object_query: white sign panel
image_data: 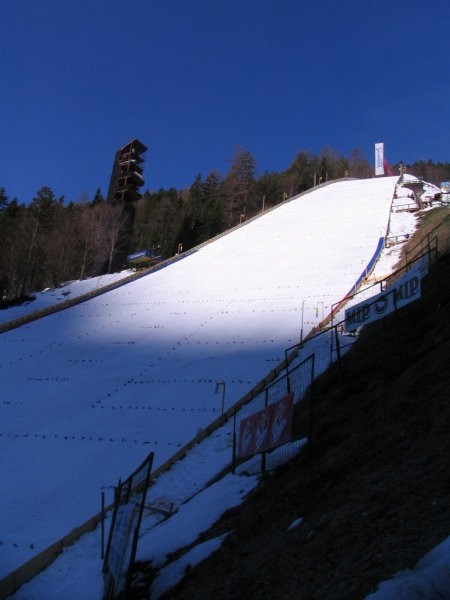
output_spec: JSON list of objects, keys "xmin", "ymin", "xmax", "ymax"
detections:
[
  {"xmin": 375, "ymin": 142, "xmax": 384, "ymax": 176},
  {"xmin": 345, "ymin": 257, "xmax": 428, "ymax": 332}
]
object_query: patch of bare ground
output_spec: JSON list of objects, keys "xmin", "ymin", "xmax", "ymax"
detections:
[{"xmin": 132, "ymin": 210, "xmax": 450, "ymax": 600}]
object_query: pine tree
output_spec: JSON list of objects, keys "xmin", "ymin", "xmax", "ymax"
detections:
[
  {"xmin": 256, "ymin": 171, "xmax": 284, "ymax": 209},
  {"xmin": 222, "ymin": 148, "xmax": 257, "ymax": 226},
  {"xmin": 199, "ymin": 171, "xmax": 224, "ymax": 240},
  {"xmin": 91, "ymin": 187, "xmax": 105, "ymax": 206},
  {"xmin": 348, "ymin": 148, "xmax": 372, "ymax": 179},
  {"xmin": 0, "ymin": 187, "xmax": 9, "ymax": 213},
  {"xmin": 283, "ymin": 150, "xmax": 317, "ymax": 196}
]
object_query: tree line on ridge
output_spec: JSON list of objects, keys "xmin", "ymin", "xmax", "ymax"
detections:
[{"xmin": 0, "ymin": 146, "xmax": 448, "ymax": 305}]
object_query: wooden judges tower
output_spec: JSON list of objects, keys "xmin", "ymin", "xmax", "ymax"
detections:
[{"xmin": 106, "ymin": 139, "xmax": 147, "ymax": 271}]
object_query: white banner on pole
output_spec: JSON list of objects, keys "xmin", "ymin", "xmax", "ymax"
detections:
[
  {"xmin": 375, "ymin": 142, "xmax": 384, "ymax": 176},
  {"xmin": 344, "ymin": 257, "xmax": 428, "ymax": 332}
]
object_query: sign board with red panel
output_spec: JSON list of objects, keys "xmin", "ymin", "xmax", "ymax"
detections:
[{"xmin": 237, "ymin": 392, "xmax": 294, "ymax": 458}]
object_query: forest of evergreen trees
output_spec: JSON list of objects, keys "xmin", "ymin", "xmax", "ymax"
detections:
[{"xmin": 1, "ymin": 146, "xmax": 448, "ymax": 305}]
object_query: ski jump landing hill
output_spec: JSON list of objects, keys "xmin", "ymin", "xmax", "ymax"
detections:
[{"xmin": 0, "ymin": 176, "xmax": 398, "ymax": 589}]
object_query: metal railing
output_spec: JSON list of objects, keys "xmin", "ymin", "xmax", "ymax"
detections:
[{"xmin": 230, "ymin": 354, "xmax": 315, "ymax": 475}]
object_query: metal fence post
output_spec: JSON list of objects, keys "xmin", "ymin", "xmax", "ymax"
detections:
[
  {"xmin": 101, "ymin": 490, "xmax": 105, "ymax": 560},
  {"xmin": 261, "ymin": 389, "xmax": 268, "ymax": 476},
  {"xmin": 431, "ymin": 243, "xmax": 441, "ymax": 310},
  {"xmin": 232, "ymin": 409, "xmax": 237, "ymax": 474},
  {"xmin": 334, "ymin": 326, "xmax": 342, "ymax": 383},
  {"xmin": 308, "ymin": 354, "xmax": 315, "ymax": 448}
]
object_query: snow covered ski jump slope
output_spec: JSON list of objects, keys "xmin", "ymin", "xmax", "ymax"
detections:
[{"xmin": 0, "ymin": 176, "xmax": 398, "ymax": 578}]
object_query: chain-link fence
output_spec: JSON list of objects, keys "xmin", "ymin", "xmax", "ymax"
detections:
[
  {"xmin": 103, "ymin": 452, "xmax": 154, "ymax": 600},
  {"xmin": 231, "ymin": 354, "xmax": 315, "ymax": 474},
  {"xmin": 230, "ymin": 214, "xmax": 448, "ymax": 476}
]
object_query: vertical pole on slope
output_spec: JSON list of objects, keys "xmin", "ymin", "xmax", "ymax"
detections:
[
  {"xmin": 300, "ymin": 299, "xmax": 305, "ymax": 345},
  {"xmin": 284, "ymin": 347, "xmax": 289, "ymax": 378},
  {"xmin": 432, "ymin": 242, "xmax": 441, "ymax": 310},
  {"xmin": 232, "ymin": 408, "xmax": 237, "ymax": 474},
  {"xmin": 329, "ymin": 324, "xmax": 334, "ymax": 368},
  {"xmin": 103, "ymin": 480, "xmax": 122, "ymax": 574},
  {"xmin": 221, "ymin": 382, "xmax": 226, "ymax": 415},
  {"xmin": 101, "ymin": 490, "xmax": 105, "ymax": 560},
  {"xmin": 334, "ymin": 326, "xmax": 342, "ymax": 384},
  {"xmin": 330, "ymin": 300, "xmax": 339, "ymax": 367},
  {"xmin": 261, "ymin": 389, "xmax": 268, "ymax": 477},
  {"xmin": 308, "ymin": 353, "xmax": 315, "ymax": 449},
  {"xmin": 215, "ymin": 381, "xmax": 226, "ymax": 415}
]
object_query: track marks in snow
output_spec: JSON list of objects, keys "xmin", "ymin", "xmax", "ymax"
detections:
[{"xmin": 0, "ymin": 430, "xmax": 186, "ymax": 447}]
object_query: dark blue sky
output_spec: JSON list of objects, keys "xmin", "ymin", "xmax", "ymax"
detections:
[{"xmin": 1, "ymin": 0, "xmax": 448, "ymax": 203}]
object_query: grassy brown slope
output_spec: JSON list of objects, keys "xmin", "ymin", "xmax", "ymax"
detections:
[{"xmin": 137, "ymin": 218, "xmax": 450, "ymax": 600}]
